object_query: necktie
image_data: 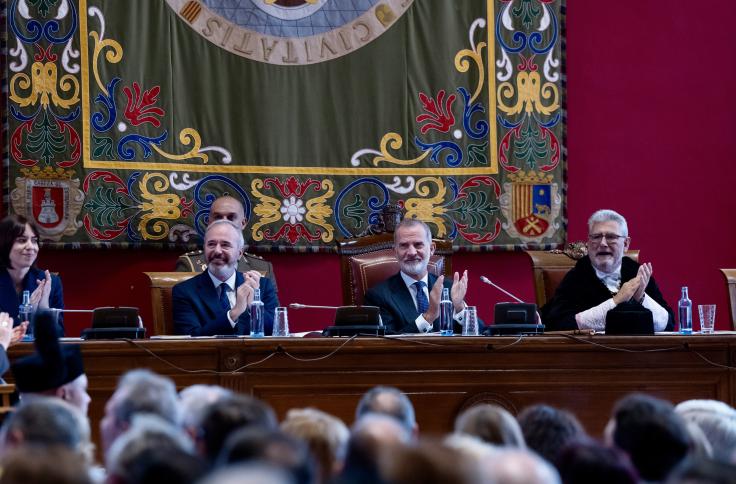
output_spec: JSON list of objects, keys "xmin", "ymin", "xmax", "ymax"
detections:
[
  {"xmin": 219, "ymin": 284, "xmax": 231, "ymax": 312},
  {"xmin": 414, "ymin": 281, "xmax": 429, "ymax": 315}
]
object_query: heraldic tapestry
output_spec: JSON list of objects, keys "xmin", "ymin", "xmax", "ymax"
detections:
[{"xmin": 4, "ymin": 0, "xmax": 566, "ymax": 250}]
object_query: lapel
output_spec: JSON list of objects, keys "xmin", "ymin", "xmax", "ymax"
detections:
[
  {"xmin": 388, "ymin": 272, "xmax": 439, "ymax": 324},
  {"xmin": 196, "ymin": 271, "xmax": 223, "ymax": 317}
]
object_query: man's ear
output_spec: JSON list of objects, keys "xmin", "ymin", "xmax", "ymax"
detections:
[
  {"xmin": 624, "ymin": 237, "xmax": 631, "ymax": 251},
  {"xmin": 430, "ymin": 241, "xmax": 436, "ymax": 256}
]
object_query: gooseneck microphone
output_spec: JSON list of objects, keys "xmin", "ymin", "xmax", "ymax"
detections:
[
  {"xmin": 479, "ymin": 276, "xmax": 525, "ymax": 303},
  {"xmin": 288, "ymin": 303, "xmax": 341, "ymax": 310}
]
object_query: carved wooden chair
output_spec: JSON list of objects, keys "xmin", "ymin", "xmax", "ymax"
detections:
[
  {"xmin": 336, "ymin": 233, "xmax": 453, "ymax": 306},
  {"xmin": 143, "ymin": 272, "xmax": 198, "ymax": 335},
  {"xmin": 526, "ymin": 244, "xmax": 640, "ymax": 307},
  {"xmin": 720, "ymin": 269, "xmax": 736, "ymax": 330}
]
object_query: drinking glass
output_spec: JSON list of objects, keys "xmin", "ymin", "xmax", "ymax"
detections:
[
  {"xmin": 462, "ymin": 306, "xmax": 480, "ymax": 336},
  {"xmin": 273, "ymin": 307, "xmax": 290, "ymax": 337},
  {"xmin": 698, "ymin": 304, "xmax": 716, "ymax": 334}
]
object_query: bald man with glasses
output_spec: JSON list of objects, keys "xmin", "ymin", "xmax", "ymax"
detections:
[{"xmin": 541, "ymin": 209, "xmax": 674, "ymax": 332}]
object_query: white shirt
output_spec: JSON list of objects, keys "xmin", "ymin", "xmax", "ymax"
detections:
[
  {"xmin": 209, "ymin": 271, "xmax": 238, "ymax": 327},
  {"xmin": 399, "ymin": 272, "xmax": 465, "ymax": 333},
  {"xmin": 576, "ymin": 266, "xmax": 669, "ymax": 332}
]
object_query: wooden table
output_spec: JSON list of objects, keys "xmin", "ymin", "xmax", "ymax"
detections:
[{"xmin": 8, "ymin": 333, "xmax": 736, "ymax": 446}]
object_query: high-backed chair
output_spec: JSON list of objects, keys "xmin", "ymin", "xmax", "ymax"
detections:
[
  {"xmin": 336, "ymin": 233, "xmax": 453, "ymax": 306},
  {"xmin": 720, "ymin": 269, "xmax": 736, "ymax": 330},
  {"xmin": 526, "ymin": 246, "xmax": 640, "ymax": 308},
  {"xmin": 143, "ymin": 272, "xmax": 198, "ymax": 336}
]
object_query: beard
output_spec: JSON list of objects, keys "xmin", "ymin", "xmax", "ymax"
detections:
[
  {"xmin": 399, "ymin": 256, "xmax": 429, "ymax": 278},
  {"xmin": 207, "ymin": 254, "xmax": 237, "ymax": 280}
]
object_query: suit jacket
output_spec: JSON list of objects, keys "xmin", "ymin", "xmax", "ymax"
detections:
[
  {"xmin": 364, "ymin": 272, "xmax": 461, "ymax": 334},
  {"xmin": 175, "ymin": 251, "xmax": 278, "ymax": 293},
  {"xmin": 0, "ymin": 267, "xmax": 64, "ymax": 335},
  {"xmin": 541, "ymin": 256, "xmax": 675, "ymax": 331},
  {"xmin": 172, "ymin": 270, "xmax": 279, "ymax": 336}
]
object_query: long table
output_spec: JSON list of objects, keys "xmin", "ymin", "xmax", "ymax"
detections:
[{"xmin": 8, "ymin": 333, "xmax": 736, "ymax": 447}]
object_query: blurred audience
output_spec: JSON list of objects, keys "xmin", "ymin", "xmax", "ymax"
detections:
[
  {"xmin": 355, "ymin": 386, "xmax": 418, "ymax": 438},
  {"xmin": 605, "ymin": 393, "xmax": 692, "ymax": 482},
  {"xmin": 280, "ymin": 407, "xmax": 349, "ymax": 484},
  {"xmin": 517, "ymin": 404, "xmax": 585, "ymax": 464},
  {"xmin": 0, "ymin": 446, "xmax": 92, "ymax": 484},
  {"xmin": 556, "ymin": 437, "xmax": 639, "ymax": 484},
  {"xmin": 100, "ymin": 369, "xmax": 182, "ymax": 454},
  {"xmin": 454, "ymin": 403, "xmax": 526, "ymax": 448},
  {"xmin": 675, "ymin": 398, "xmax": 736, "ymax": 462}
]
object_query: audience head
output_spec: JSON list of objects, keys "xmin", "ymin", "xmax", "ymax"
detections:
[
  {"xmin": 556, "ymin": 438, "xmax": 639, "ymax": 484},
  {"xmin": 454, "ymin": 403, "xmax": 526, "ymax": 448},
  {"xmin": 0, "ymin": 397, "xmax": 92, "ymax": 463},
  {"xmin": 204, "ymin": 219, "xmax": 245, "ymax": 280},
  {"xmin": 605, "ymin": 393, "xmax": 691, "ymax": 481},
  {"xmin": 280, "ymin": 407, "xmax": 349, "ymax": 483},
  {"xmin": 338, "ymin": 413, "xmax": 412, "ymax": 484},
  {"xmin": 0, "ymin": 446, "xmax": 92, "ymax": 484},
  {"xmin": 11, "ymin": 310, "xmax": 89, "ymax": 414},
  {"xmin": 355, "ymin": 386, "xmax": 417, "ymax": 436},
  {"xmin": 100, "ymin": 369, "xmax": 181, "ymax": 454},
  {"xmin": 198, "ymin": 392, "xmax": 278, "ymax": 463},
  {"xmin": 209, "ymin": 195, "xmax": 247, "ymax": 230},
  {"xmin": 392, "ymin": 218, "xmax": 434, "ymax": 279},
  {"xmin": 217, "ymin": 427, "xmax": 316, "ymax": 484},
  {"xmin": 482, "ymin": 448, "xmax": 561, "ymax": 484},
  {"xmin": 381, "ymin": 439, "xmax": 484, "ymax": 484},
  {"xmin": 179, "ymin": 384, "xmax": 233, "ymax": 435},
  {"xmin": 517, "ymin": 404, "xmax": 585, "ymax": 463},
  {"xmin": 106, "ymin": 414, "xmax": 206, "ymax": 484},
  {"xmin": 0, "ymin": 214, "xmax": 40, "ymax": 271},
  {"xmin": 675, "ymin": 399, "xmax": 736, "ymax": 462},
  {"xmin": 586, "ymin": 209, "xmax": 631, "ymax": 273},
  {"xmin": 666, "ymin": 455, "xmax": 736, "ymax": 484},
  {"xmin": 199, "ymin": 463, "xmax": 296, "ymax": 484}
]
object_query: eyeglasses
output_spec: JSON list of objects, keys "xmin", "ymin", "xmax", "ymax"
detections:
[{"xmin": 589, "ymin": 233, "xmax": 626, "ymax": 244}]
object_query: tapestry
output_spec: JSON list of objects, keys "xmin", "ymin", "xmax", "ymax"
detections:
[{"xmin": 3, "ymin": 0, "xmax": 566, "ymax": 250}]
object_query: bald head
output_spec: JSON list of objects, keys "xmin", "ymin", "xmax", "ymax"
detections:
[{"xmin": 210, "ymin": 196, "xmax": 246, "ymax": 230}]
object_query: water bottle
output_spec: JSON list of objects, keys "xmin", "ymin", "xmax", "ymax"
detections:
[
  {"xmin": 678, "ymin": 286, "xmax": 692, "ymax": 335},
  {"xmin": 439, "ymin": 288, "xmax": 454, "ymax": 336},
  {"xmin": 19, "ymin": 290, "xmax": 34, "ymax": 341},
  {"xmin": 249, "ymin": 288, "xmax": 264, "ymax": 338}
]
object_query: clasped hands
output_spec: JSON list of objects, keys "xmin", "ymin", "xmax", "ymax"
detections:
[
  {"xmin": 421, "ymin": 270, "xmax": 468, "ymax": 323},
  {"xmin": 612, "ymin": 263, "xmax": 652, "ymax": 305},
  {"xmin": 29, "ymin": 270, "xmax": 53, "ymax": 310},
  {"xmin": 0, "ymin": 313, "xmax": 28, "ymax": 350},
  {"xmin": 227, "ymin": 270, "xmax": 262, "ymax": 321}
]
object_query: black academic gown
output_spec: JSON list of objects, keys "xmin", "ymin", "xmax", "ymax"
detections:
[{"xmin": 541, "ymin": 256, "xmax": 674, "ymax": 331}]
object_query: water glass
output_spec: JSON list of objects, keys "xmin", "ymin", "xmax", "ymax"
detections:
[
  {"xmin": 272, "ymin": 307, "xmax": 290, "ymax": 337},
  {"xmin": 698, "ymin": 304, "xmax": 716, "ymax": 334},
  {"xmin": 462, "ymin": 306, "xmax": 480, "ymax": 336}
]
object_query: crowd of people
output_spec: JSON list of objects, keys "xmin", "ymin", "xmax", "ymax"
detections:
[{"xmin": 0, "ymin": 373, "xmax": 734, "ymax": 484}]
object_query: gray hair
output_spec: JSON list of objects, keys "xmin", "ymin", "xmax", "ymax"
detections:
[
  {"xmin": 355, "ymin": 386, "xmax": 416, "ymax": 433},
  {"xmin": 393, "ymin": 218, "xmax": 432, "ymax": 245},
  {"xmin": 675, "ymin": 399, "xmax": 736, "ymax": 459},
  {"xmin": 1, "ymin": 397, "xmax": 91, "ymax": 459},
  {"xmin": 114, "ymin": 369, "xmax": 182, "ymax": 428},
  {"xmin": 179, "ymin": 384, "xmax": 233, "ymax": 431},
  {"xmin": 206, "ymin": 218, "xmax": 245, "ymax": 250},
  {"xmin": 588, "ymin": 209, "xmax": 629, "ymax": 237},
  {"xmin": 105, "ymin": 414, "xmax": 197, "ymax": 483}
]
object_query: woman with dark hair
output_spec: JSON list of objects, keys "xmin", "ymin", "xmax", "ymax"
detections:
[{"xmin": 0, "ymin": 215, "xmax": 63, "ymax": 335}]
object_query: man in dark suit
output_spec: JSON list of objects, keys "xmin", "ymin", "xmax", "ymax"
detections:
[
  {"xmin": 173, "ymin": 219, "xmax": 278, "ymax": 336},
  {"xmin": 542, "ymin": 209, "xmax": 674, "ymax": 332},
  {"xmin": 175, "ymin": 195, "xmax": 278, "ymax": 293},
  {"xmin": 363, "ymin": 219, "xmax": 470, "ymax": 334}
]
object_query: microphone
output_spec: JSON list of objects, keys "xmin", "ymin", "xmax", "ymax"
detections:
[
  {"xmin": 288, "ymin": 303, "xmax": 341, "ymax": 310},
  {"xmin": 479, "ymin": 276, "xmax": 525, "ymax": 303},
  {"xmin": 479, "ymin": 276, "xmax": 543, "ymax": 335}
]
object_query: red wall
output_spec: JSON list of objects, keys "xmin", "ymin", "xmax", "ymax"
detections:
[{"xmin": 11, "ymin": 1, "xmax": 736, "ymax": 334}]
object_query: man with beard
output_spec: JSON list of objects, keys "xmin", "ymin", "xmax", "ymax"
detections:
[
  {"xmin": 541, "ymin": 209, "xmax": 673, "ymax": 331},
  {"xmin": 176, "ymin": 195, "xmax": 278, "ymax": 293},
  {"xmin": 172, "ymin": 220, "xmax": 278, "ymax": 336},
  {"xmin": 363, "ymin": 219, "xmax": 470, "ymax": 334}
]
